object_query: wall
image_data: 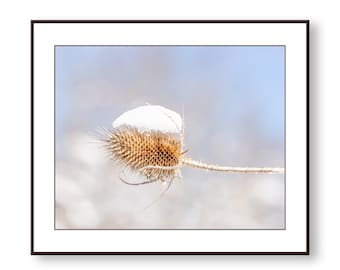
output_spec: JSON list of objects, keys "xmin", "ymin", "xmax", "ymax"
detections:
[{"xmin": 0, "ymin": 0, "xmax": 336, "ymax": 269}]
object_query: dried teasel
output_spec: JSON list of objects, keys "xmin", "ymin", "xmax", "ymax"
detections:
[{"xmin": 101, "ymin": 105, "xmax": 284, "ymax": 187}]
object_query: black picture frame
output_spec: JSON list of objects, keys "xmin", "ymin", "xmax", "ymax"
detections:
[{"xmin": 31, "ymin": 20, "xmax": 309, "ymax": 255}]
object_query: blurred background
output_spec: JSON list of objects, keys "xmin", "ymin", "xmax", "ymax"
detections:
[{"xmin": 55, "ymin": 46, "xmax": 285, "ymax": 229}]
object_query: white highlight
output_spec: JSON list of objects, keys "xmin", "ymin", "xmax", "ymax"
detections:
[{"xmin": 112, "ymin": 105, "xmax": 182, "ymax": 134}]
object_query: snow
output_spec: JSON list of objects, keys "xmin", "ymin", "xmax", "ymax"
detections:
[{"xmin": 112, "ymin": 105, "xmax": 183, "ymax": 134}]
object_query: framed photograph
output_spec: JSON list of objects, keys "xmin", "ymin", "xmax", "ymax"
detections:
[{"xmin": 31, "ymin": 20, "xmax": 309, "ymax": 254}]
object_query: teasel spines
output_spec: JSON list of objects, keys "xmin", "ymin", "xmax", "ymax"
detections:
[{"xmin": 104, "ymin": 126, "xmax": 182, "ymax": 181}]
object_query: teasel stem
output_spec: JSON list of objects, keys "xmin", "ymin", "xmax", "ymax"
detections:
[{"xmin": 180, "ymin": 157, "xmax": 284, "ymax": 174}]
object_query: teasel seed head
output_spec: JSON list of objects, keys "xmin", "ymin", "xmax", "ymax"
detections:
[
  {"xmin": 102, "ymin": 105, "xmax": 284, "ymax": 186},
  {"xmin": 104, "ymin": 126, "xmax": 183, "ymax": 182}
]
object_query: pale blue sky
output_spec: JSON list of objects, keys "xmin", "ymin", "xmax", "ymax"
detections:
[{"xmin": 55, "ymin": 46, "xmax": 284, "ymax": 162}]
